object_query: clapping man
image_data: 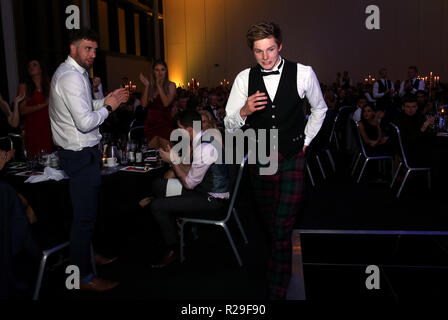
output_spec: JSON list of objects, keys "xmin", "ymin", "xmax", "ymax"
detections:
[{"xmin": 49, "ymin": 29, "xmax": 128, "ymax": 291}]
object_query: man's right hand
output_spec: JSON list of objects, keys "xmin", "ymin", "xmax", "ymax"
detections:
[
  {"xmin": 240, "ymin": 91, "xmax": 268, "ymax": 120},
  {"xmin": 105, "ymin": 88, "xmax": 129, "ymax": 111}
]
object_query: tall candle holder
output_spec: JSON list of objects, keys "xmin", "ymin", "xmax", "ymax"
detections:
[
  {"xmin": 421, "ymin": 72, "xmax": 440, "ymax": 90},
  {"xmin": 188, "ymin": 78, "xmax": 200, "ymax": 91},
  {"xmin": 220, "ymin": 79, "xmax": 230, "ymax": 89},
  {"xmin": 124, "ymin": 80, "xmax": 136, "ymax": 93},
  {"xmin": 364, "ymin": 74, "xmax": 376, "ymax": 85}
]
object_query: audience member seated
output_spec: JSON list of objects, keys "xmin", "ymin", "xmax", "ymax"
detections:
[
  {"xmin": 337, "ymin": 88, "xmax": 352, "ymax": 108},
  {"xmin": 140, "ymin": 60, "xmax": 176, "ymax": 149},
  {"xmin": 358, "ymin": 105, "xmax": 390, "ymax": 156},
  {"xmin": 341, "ymin": 71, "xmax": 353, "ymax": 89},
  {"xmin": 352, "ymin": 95, "xmax": 368, "ymax": 122},
  {"xmin": 198, "ymin": 110, "xmax": 224, "ymax": 145},
  {"xmin": 416, "ymin": 90, "xmax": 433, "ymax": 115},
  {"xmin": 0, "ymin": 149, "xmax": 41, "ymax": 299},
  {"xmin": 91, "ymin": 76, "xmax": 104, "ymax": 99},
  {"xmin": 204, "ymin": 91, "xmax": 220, "ymax": 121},
  {"xmin": 399, "ymin": 65, "xmax": 425, "ymax": 97},
  {"xmin": 172, "ymin": 96, "xmax": 190, "ymax": 129},
  {"xmin": 18, "ymin": 59, "xmax": 55, "ymax": 158},
  {"xmin": 363, "ymin": 83, "xmax": 376, "ymax": 106},
  {"xmin": 394, "ymin": 95, "xmax": 435, "ymax": 167},
  {"xmin": 144, "ymin": 110, "xmax": 230, "ymax": 268}
]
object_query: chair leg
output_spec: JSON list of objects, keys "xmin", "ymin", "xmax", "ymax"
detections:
[
  {"xmin": 180, "ymin": 221, "xmax": 186, "ymax": 263},
  {"xmin": 233, "ymin": 208, "xmax": 248, "ymax": 245},
  {"xmin": 33, "ymin": 254, "xmax": 47, "ymax": 300},
  {"xmin": 316, "ymin": 155, "xmax": 326, "ymax": 180},
  {"xmin": 397, "ymin": 169, "xmax": 411, "ymax": 198},
  {"xmin": 90, "ymin": 244, "xmax": 97, "ymax": 276},
  {"xmin": 305, "ymin": 163, "xmax": 315, "ymax": 187},
  {"xmin": 325, "ymin": 149, "xmax": 336, "ymax": 172},
  {"xmin": 351, "ymin": 153, "xmax": 361, "ymax": 176},
  {"xmin": 191, "ymin": 225, "xmax": 199, "ymax": 240},
  {"xmin": 221, "ymin": 223, "xmax": 243, "ymax": 267},
  {"xmin": 357, "ymin": 159, "xmax": 369, "ymax": 183},
  {"xmin": 390, "ymin": 162, "xmax": 402, "ymax": 188}
]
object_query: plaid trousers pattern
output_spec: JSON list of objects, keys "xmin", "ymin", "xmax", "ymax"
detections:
[{"xmin": 250, "ymin": 151, "xmax": 305, "ymax": 299}]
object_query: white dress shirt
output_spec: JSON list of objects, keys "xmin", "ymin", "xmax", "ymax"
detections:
[
  {"xmin": 373, "ymin": 79, "xmax": 394, "ymax": 99},
  {"xmin": 49, "ymin": 56, "xmax": 108, "ymax": 151},
  {"xmin": 224, "ymin": 57, "xmax": 327, "ymax": 147},
  {"xmin": 93, "ymin": 83, "xmax": 104, "ymax": 100},
  {"xmin": 399, "ymin": 78, "xmax": 425, "ymax": 97},
  {"xmin": 185, "ymin": 131, "xmax": 229, "ymax": 199}
]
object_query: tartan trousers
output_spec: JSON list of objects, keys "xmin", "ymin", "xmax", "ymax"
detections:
[{"xmin": 249, "ymin": 151, "xmax": 305, "ymax": 300}]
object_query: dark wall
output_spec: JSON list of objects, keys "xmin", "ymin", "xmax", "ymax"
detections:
[
  {"xmin": 0, "ymin": 4, "xmax": 9, "ymax": 101},
  {"xmin": 13, "ymin": 0, "xmax": 73, "ymax": 82}
]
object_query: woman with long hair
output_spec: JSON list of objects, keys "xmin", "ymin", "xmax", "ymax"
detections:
[
  {"xmin": 18, "ymin": 59, "xmax": 54, "ymax": 158},
  {"xmin": 358, "ymin": 105, "xmax": 389, "ymax": 156},
  {"xmin": 139, "ymin": 60, "xmax": 176, "ymax": 149}
]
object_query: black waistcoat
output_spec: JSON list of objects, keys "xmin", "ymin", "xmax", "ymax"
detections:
[
  {"xmin": 194, "ymin": 140, "xmax": 229, "ymax": 195},
  {"xmin": 246, "ymin": 60, "xmax": 305, "ymax": 159},
  {"xmin": 405, "ymin": 79, "xmax": 421, "ymax": 94},
  {"xmin": 377, "ymin": 79, "xmax": 391, "ymax": 93}
]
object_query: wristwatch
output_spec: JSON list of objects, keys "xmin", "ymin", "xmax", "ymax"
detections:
[{"xmin": 104, "ymin": 104, "xmax": 112, "ymax": 113}]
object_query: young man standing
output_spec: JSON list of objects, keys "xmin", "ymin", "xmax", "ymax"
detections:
[
  {"xmin": 49, "ymin": 29, "xmax": 128, "ymax": 291},
  {"xmin": 399, "ymin": 65, "xmax": 425, "ymax": 97},
  {"xmin": 224, "ymin": 22, "xmax": 327, "ymax": 299}
]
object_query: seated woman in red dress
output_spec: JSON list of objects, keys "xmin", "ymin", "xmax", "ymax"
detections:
[
  {"xmin": 139, "ymin": 60, "xmax": 177, "ymax": 149},
  {"xmin": 18, "ymin": 60, "xmax": 54, "ymax": 158}
]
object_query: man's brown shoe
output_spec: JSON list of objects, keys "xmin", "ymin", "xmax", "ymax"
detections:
[
  {"xmin": 80, "ymin": 276, "xmax": 119, "ymax": 292},
  {"xmin": 151, "ymin": 250, "xmax": 179, "ymax": 268},
  {"xmin": 94, "ymin": 252, "xmax": 118, "ymax": 266}
]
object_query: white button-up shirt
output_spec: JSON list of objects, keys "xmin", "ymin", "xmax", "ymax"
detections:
[
  {"xmin": 224, "ymin": 57, "xmax": 327, "ymax": 147},
  {"xmin": 185, "ymin": 131, "xmax": 229, "ymax": 199},
  {"xmin": 49, "ymin": 56, "xmax": 108, "ymax": 151}
]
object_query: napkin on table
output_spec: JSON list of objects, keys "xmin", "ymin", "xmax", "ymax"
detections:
[{"xmin": 25, "ymin": 167, "xmax": 68, "ymax": 183}]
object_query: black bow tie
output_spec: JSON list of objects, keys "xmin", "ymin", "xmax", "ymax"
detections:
[
  {"xmin": 261, "ymin": 70, "xmax": 280, "ymax": 76},
  {"xmin": 261, "ymin": 59, "xmax": 283, "ymax": 76}
]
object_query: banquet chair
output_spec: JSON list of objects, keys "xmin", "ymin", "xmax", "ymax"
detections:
[
  {"xmin": 389, "ymin": 123, "xmax": 431, "ymax": 198},
  {"xmin": 33, "ymin": 241, "xmax": 70, "ymax": 300},
  {"xmin": 352, "ymin": 120, "xmax": 393, "ymax": 183},
  {"xmin": 178, "ymin": 154, "xmax": 249, "ymax": 267},
  {"xmin": 33, "ymin": 238, "xmax": 96, "ymax": 300},
  {"xmin": 333, "ymin": 106, "xmax": 355, "ymax": 152},
  {"xmin": 8, "ymin": 133, "xmax": 26, "ymax": 160},
  {"xmin": 0, "ymin": 135, "xmax": 13, "ymax": 151},
  {"xmin": 323, "ymin": 113, "xmax": 338, "ymax": 172},
  {"xmin": 127, "ymin": 125, "xmax": 145, "ymax": 142}
]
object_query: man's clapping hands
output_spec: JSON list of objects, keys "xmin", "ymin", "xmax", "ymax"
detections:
[{"xmin": 104, "ymin": 88, "xmax": 129, "ymax": 112}]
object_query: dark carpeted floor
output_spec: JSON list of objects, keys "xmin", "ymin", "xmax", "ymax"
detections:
[{"xmin": 34, "ymin": 152, "xmax": 448, "ymax": 303}]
